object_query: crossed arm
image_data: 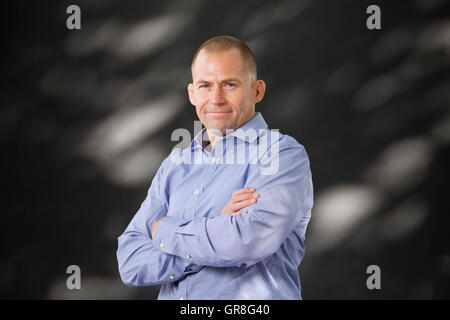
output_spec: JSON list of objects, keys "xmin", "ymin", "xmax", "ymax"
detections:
[
  {"xmin": 117, "ymin": 185, "xmax": 258, "ymax": 287},
  {"xmin": 151, "ymin": 188, "xmax": 259, "ymax": 239},
  {"xmin": 117, "ymin": 144, "xmax": 313, "ymax": 287}
]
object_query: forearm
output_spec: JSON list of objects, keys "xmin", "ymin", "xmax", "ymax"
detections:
[{"xmin": 117, "ymin": 229, "xmax": 201, "ymax": 286}]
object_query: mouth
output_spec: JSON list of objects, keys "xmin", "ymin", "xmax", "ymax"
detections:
[{"xmin": 206, "ymin": 110, "xmax": 233, "ymax": 114}]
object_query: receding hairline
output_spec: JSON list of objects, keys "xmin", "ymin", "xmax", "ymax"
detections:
[{"xmin": 191, "ymin": 36, "xmax": 257, "ymax": 80}]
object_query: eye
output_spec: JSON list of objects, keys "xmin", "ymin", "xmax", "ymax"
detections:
[
  {"xmin": 225, "ymin": 82, "xmax": 236, "ymax": 88},
  {"xmin": 199, "ymin": 84, "xmax": 209, "ymax": 89}
]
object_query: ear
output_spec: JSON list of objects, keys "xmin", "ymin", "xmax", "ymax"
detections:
[
  {"xmin": 254, "ymin": 80, "xmax": 266, "ymax": 104},
  {"xmin": 187, "ymin": 83, "xmax": 196, "ymax": 106}
]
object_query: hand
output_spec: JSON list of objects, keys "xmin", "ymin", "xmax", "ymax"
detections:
[
  {"xmin": 151, "ymin": 216, "xmax": 167, "ymax": 239},
  {"xmin": 220, "ymin": 187, "xmax": 259, "ymax": 216}
]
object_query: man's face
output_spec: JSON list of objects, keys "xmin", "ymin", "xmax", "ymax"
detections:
[{"xmin": 188, "ymin": 48, "xmax": 265, "ymax": 134}]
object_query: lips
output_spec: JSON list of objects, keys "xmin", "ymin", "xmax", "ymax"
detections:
[{"xmin": 206, "ymin": 110, "xmax": 232, "ymax": 113}]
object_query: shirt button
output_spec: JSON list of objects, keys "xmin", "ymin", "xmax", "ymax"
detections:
[
  {"xmin": 159, "ymin": 241, "xmax": 164, "ymax": 248},
  {"xmin": 169, "ymin": 274, "xmax": 175, "ymax": 280},
  {"xmin": 179, "ymin": 297, "xmax": 184, "ymax": 300},
  {"xmin": 185, "ymin": 254, "xmax": 192, "ymax": 259},
  {"xmin": 211, "ymin": 157, "xmax": 216, "ymax": 164},
  {"xmin": 194, "ymin": 189, "xmax": 201, "ymax": 195}
]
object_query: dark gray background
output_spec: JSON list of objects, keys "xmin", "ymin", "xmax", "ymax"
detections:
[{"xmin": 1, "ymin": 0, "xmax": 449, "ymax": 299}]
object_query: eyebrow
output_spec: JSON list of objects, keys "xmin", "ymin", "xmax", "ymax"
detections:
[{"xmin": 195, "ymin": 78, "xmax": 242, "ymax": 85}]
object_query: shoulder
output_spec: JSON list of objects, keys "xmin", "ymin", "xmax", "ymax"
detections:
[
  {"xmin": 162, "ymin": 147, "xmax": 189, "ymax": 169},
  {"xmin": 258, "ymin": 128, "xmax": 308, "ymax": 158},
  {"xmin": 254, "ymin": 129, "xmax": 312, "ymax": 177}
]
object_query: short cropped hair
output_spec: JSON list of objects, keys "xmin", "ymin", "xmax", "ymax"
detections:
[{"xmin": 191, "ymin": 35, "xmax": 257, "ymax": 80}]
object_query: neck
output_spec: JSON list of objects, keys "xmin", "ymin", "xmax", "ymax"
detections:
[
  {"xmin": 205, "ymin": 112, "xmax": 256, "ymax": 149},
  {"xmin": 206, "ymin": 129, "xmax": 223, "ymax": 150}
]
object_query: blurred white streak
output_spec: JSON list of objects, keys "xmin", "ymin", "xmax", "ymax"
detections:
[
  {"xmin": 431, "ymin": 115, "xmax": 450, "ymax": 144},
  {"xmin": 115, "ymin": 67, "xmax": 187, "ymax": 107},
  {"xmin": 356, "ymin": 19, "xmax": 450, "ymax": 111},
  {"xmin": 106, "ymin": 141, "xmax": 166, "ymax": 187},
  {"xmin": 65, "ymin": 14, "xmax": 192, "ymax": 59},
  {"xmin": 353, "ymin": 55, "xmax": 441, "ymax": 110},
  {"xmin": 163, "ymin": 0, "xmax": 203, "ymax": 12},
  {"xmin": 240, "ymin": 0, "xmax": 310, "ymax": 37},
  {"xmin": 370, "ymin": 28, "xmax": 414, "ymax": 63},
  {"xmin": 380, "ymin": 199, "xmax": 428, "ymax": 241},
  {"xmin": 417, "ymin": 20, "xmax": 450, "ymax": 53},
  {"xmin": 325, "ymin": 61, "xmax": 363, "ymax": 94},
  {"xmin": 116, "ymin": 14, "xmax": 190, "ymax": 58},
  {"xmin": 80, "ymin": 95, "xmax": 183, "ymax": 162},
  {"xmin": 353, "ymin": 73, "xmax": 400, "ymax": 110},
  {"xmin": 65, "ymin": 20, "xmax": 121, "ymax": 57},
  {"xmin": 47, "ymin": 276, "xmax": 136, "ymax": 299},
  {"xmin": 40, "ymin": 63, "xmax": 135, "ymax": 110},
  {"xmin": 246, "ymin": 35, "xmax": 268, "ymax": 59},
  {"xmin": 308, "ymin": 185, "xmax": 382, "ymax": 252},
  {"xmin": 40, "ymin": 65, "xmax": 97, "ymax": 101},
  {"xmin": 365, "ymin": 137, "xmax": 434, "ymax": 194}
]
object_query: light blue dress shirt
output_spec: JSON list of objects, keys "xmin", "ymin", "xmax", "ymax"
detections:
[{"xmin": 117, "ymin": 112, "xmax": 314, "ymax": 300}]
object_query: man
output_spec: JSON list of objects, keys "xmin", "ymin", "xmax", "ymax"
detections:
[{"xmin": 117, "ymin": 36, "xmax": 314, "ymax": 299}]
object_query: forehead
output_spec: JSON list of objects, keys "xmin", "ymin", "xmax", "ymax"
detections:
[{"xmin": 192, "ymin": 48, "xmax": 247, "ymax": 80}]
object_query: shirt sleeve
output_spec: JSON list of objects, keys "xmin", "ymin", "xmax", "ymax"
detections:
[
  {"xmin": 116, "ymin": 160, "xmax": 202, "ymax": 287},
  {"xmin": 152, "ymin": 140, "xmax": 314, "ymax": 268}
]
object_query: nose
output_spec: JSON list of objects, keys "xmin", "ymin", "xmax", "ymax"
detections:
[{"xmin": 210, "ymin": 85, "xmax": 226, "ymax": 105}]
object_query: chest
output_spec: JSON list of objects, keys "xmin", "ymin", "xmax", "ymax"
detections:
[{"xmin": 164, "ymin": 162, "xmax": 256, "ymax": 219}]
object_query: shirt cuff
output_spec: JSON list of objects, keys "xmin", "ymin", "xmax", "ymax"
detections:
[{"xmin": 152, "ymin": 215, "xmax": 181, "ymax": 254}]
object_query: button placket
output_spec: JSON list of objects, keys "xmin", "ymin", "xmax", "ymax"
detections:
[{"xmin": 192, "ymin": 154, "xmax": 220, "ymax": 218}]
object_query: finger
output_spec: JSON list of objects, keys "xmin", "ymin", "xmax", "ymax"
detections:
[
  {"xmin": 221, "ymin": 210, "xmax": 245, "ymax": 216},
  {"xmin": 233, "ymin": 192, "xmax": 259, "ymax": 202},
  {"xmin": 234, "ymin": 195, "xmax": 259, "ymax": 205},
  {"xmin": 232, "ymin": 187, "xmax": 256, "ymax": 197},
  {"xmin": 231, "ymin": 198, "xmax": 257, "ymax": 212},
  {"xmin": 230, "ymin": 211, "xmax": 248, "ymax": 215}
]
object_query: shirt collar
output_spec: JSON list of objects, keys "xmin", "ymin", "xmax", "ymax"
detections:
[{"xmin": 191, "ymin": 112, "xmax": 268, "ymax": 150}]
